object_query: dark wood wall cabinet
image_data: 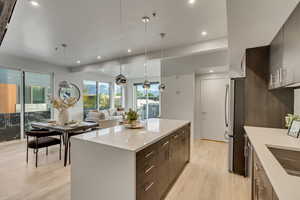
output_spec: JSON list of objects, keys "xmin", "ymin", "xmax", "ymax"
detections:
[
  {"xmin": 245, "ymin": 46, "xmax": 294, "ymax": 129},
  {"xmin": 252, "ymin": 151, "xmax": 279, "ymax": 200},
  {"xmin": 136, "ymin": 123, "xmax": 191, "ymax": 200},
  {"xmin": 234, "ymin": 46, "xmax": 294, "ymax": 176},
  {"xmin": 269, "ymin": 2, "xmax": 300, "ymax": 88}
]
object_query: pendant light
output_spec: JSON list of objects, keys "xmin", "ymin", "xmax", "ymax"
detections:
[
  {"xmin": 158, "ymin": 33, "xmax": 166, "ymax": 92},
  {"xmin": 58, "ymin": 44, "xmax": 71, "ymax": 88},
  {"xmin": 142, "ymin": 16, "xmax": 151, "ymax": 90},
  {"xmin": 115, "ymin": 0, "xmax": 127, "ymax": 86}
]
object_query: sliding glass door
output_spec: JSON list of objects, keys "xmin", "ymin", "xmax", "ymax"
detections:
[
  {"xmin": 24, "ymin": 72, "xmax": 52, "ymax": 131},
  {"xmin": 0, "ymin": 68, "xmax": 53, "ymax": 142},
  {"xmin": 0, "ymin": 68, "xmax": 21, "ymax": 141},
  {"xmin": 134, "ymin": 82, "xmax": 160, "ymax": 120}
]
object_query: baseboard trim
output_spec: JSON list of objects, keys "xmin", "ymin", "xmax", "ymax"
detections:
[{"xmin": 200, "ymin": 139, "xmax": 227, "ymax": 143}]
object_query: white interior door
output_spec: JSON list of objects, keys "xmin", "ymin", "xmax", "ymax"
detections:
[{"xmin": 200, "ymin": 78, "xmax": 228, "ymax": 142}]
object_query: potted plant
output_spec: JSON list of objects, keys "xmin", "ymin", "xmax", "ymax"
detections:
[
  {"xmin": 285, "ymin": 113, "xmax": 300, "ymax": 128},
  {"xmin": 125, "ymin": 109, "xmax": 139, "ymax": 125}
]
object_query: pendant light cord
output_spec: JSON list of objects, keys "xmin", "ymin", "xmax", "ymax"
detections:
[
  {"xmin": 144, "ymin": 20, "xmax": 148, "ymax": 80},
  {"xmin": 119, "ymin": 0, "xmax": 123, "ymax": 74}
]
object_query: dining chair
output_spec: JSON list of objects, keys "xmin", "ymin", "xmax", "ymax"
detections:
[{"xmin": 26, "ymin": 129, "xmax": 62, "ymax": 168}]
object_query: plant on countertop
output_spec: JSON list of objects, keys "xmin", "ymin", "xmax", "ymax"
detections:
[
  {"xmin": 285, "ymin": 113, "xmax": 300, "ymax": 128},
  {"xmin": 125, "ymin": 109, "xmax": 139, "ymax": 124}
]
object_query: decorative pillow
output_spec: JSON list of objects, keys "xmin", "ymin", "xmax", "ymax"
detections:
[
  {"xmin": 100, "ymin": 110, "xmax": 110, "ymax": 119},
  {"xmin": 86, "ymin": 111, "xmax": 102, "ymax": 122},
  {"xmin": 108, "ymin": 109, "xmax": 117, "ymax": 116}
]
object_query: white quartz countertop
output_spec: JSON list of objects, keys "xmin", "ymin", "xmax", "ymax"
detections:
[
  {"xmin": 72, "ymin": 119, "xmax": 190, "ymax": 152},
  {"xmin": 245, "ymin": 126, "xmax": 300, "ymax": 200}
]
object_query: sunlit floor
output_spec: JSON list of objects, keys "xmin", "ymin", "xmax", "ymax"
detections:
[{"xmin": 0, "ymin": 139, "xmax": 250, "ymax": 200}]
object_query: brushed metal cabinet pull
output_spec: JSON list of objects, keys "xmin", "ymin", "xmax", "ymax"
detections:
[
  {"xmin": 144, "ymin": 182, "xmax": 154, "ymax": 192},
  {"xmin": 145, "ymin": 165, "xmax": 155, "ymax": 175},
  {"xmin": 145, "ymin": 151, "xmax": 154, "ymax": 159},
  {"xmin": 162, "ymin": 141, "xmax": 169, "ymax": 147}
]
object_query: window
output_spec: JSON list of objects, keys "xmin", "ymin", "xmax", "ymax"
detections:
[
  {"xmin": 134, "ymin": 82, "xmax": 160, "ymax": 120},
  {"xmin": 135, "ymin": 84, "xmax": 147, "ymax": 119},
  {"xmin": 98, "ymin": 82, "xmax": 111, "ymax": 110},
  {"xmin": 114, "ymin": 84, "xmax": 123, "ymax": 108},
  {"xmin": 83, "ymin": 81, "xmax": 114, "ymax": 118},
  {"xmin": 83, "ymin": 80, "xmax": 97, "ymax": 113},
  {"xmin": 148, "ymin": 83, "xmax": 160, "ymax": 118}
]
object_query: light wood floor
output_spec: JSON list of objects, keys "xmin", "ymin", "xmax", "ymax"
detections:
[{"xmin": 0, "ymin": 140, "xmax": 250, "ymax": 200}]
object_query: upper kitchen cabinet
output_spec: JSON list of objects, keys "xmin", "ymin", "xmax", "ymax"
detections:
[
  {"xmin": 269, "ymin": 3, "xmax": 300, "ymax": 89},
  {"xmin": 283, "ymin": 3, "xmax": 300, "ymax": 87},
  {"xmin": 270, "ymin": 28, "xmax": 284, "ymax": 89}
]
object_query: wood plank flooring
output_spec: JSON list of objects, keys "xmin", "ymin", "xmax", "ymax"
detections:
[{"xmin": 0, "ymin": 140, "xmax": 250, "ymax": 200}]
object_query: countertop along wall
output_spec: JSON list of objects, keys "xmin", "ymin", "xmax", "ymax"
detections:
[{"xmin": 0, "ymin": 53, "xmax": 114, "ymax": 121}]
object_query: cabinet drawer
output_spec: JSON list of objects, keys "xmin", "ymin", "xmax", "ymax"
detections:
[
  {"xmin": 136, "ymin": 179, "xmax": 158, "ymax": 200},
  {"xmin": 137, "ymin": 158, "xmax": 157, "ymax": 183},
  {"xmin": 137, "ymin": 143, "xmax": 157, "ymax": 163}
]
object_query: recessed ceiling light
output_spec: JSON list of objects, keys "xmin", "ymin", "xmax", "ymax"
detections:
[
  {"xmin": 209, "ymin": 70, "xmax": 214, "ymax": 73},
  {"xmin": 97, "ymin": 56, "xmax": 102, "ymax": 60},
  {"xmin": 188, "ymin": 0, "xmax": 196, "ymax": 4},
  {"xmin": 76, "ymin": 60, "xmax": 81, "ymax": 64},
  {"xmin": 29, "ymin": 0, "xmax": 40, "ymax": 7},
  {"xmin": 201, "ymin": 31, "xmax": 208, "ymax": 36},
  {"xmin": 127, "ymin": 49, "xmax": 132, "ymax": 53}
]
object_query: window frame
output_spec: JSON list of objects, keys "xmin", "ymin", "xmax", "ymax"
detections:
[
  {"xmin": 133, "ymin": 82, "xmax": 160, "ymax": 119},
  {"xmin": 98, "ymin": 81, "xmax": 112, "ymax": 110}
]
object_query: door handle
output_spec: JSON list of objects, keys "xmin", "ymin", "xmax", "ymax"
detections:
[{"xmin": 225, "ymin": 84, "xmax": 229, "ymax": 127}]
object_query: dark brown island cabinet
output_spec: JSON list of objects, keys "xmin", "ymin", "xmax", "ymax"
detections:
[
  {"xmin": 252, "ymin": 151, "xmax": 279, "ymax": 200},
  {"xmin": 136, "ymin": 123, "xmax": 191, "ymax": 200}
]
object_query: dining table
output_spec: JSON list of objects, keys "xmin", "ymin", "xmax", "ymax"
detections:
[{"xmin": 31, "ymin": 121, "xmax": 99, "ymax": 166}]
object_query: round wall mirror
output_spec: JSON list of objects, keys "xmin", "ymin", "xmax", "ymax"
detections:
[{"xmin": 58, "ymin": 83, "xmax": 81, "ymax": 102}]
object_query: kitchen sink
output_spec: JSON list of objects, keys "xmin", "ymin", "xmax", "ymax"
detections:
[{"xmin": 267, "ymin": 146, "xmax": 300, "ymax": 177}]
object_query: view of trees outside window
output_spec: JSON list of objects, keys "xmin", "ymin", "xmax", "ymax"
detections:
[
  {"xmin": 83, "ymin": 81, "xmax": 112, "ymax": 118},
  {"xmin": 135, "ymin": 82, "xmax": 160, "ymax": 120},
  {"xmin": 114, "ymin": 84, "xmax": 123, "ymax": 108},
  {"xmin": 136, "ymin": 84, "xmax": 147, "ymax": 119},
  {"xmin": 83, "ymin": 80, "xmax": 97, "ymax": 114},
  {"xmin": 98, "ymin": 82, "xmax": 111, "ymax": 110}
]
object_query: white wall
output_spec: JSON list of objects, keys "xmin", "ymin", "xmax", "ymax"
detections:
[
  {"xmin": 161, "ymin": 74, "xmax": 196, "ymax": 141},
  {"xmin": 160, "ymin": 50, "xmax": 229, "ymax": 142},
  {"xmin": 0, "ymin": 53, "xmax": 114, "ymax": 121}
]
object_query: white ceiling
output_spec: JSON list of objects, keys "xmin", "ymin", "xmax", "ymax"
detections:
[
  {"xmin": 0, "ymin": 0, "xmax": 228, "ymax": 67},
  {"xmin": 227, "ymin": 0, "xmax": 300, "ymax": 74},
  {"xmin": 98, "ymin": 59, "xmax": 161, "ymax": 79},
  {"xmin": 162, "ymin": 49, "xmax": 229, "ymax": 76}
]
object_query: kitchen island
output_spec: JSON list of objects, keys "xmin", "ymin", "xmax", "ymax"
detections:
[{"xmin": 71, "ymin": 118, "xmax": 191, "ymax": 200}]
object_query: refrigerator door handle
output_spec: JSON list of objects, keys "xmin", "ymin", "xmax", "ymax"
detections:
[{"xmin": 225, "ymin": 84, "xmax": 229, "ymax": 127}]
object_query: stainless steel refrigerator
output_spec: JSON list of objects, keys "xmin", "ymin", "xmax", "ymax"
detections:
[{"xmin": 225, "ymin": 78, "xmax": 246, "ymax": 176}]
